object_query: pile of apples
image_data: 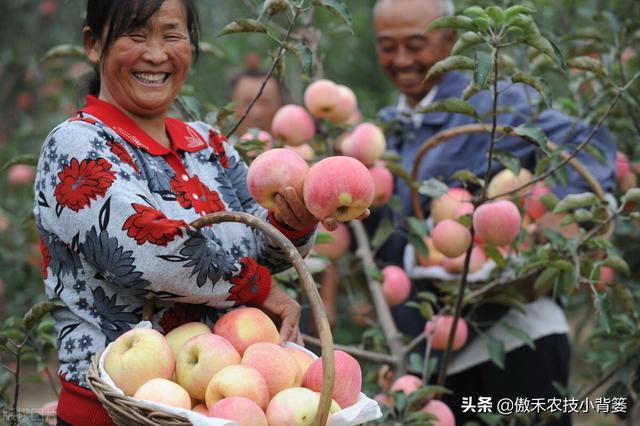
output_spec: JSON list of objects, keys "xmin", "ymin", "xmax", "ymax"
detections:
[
  {"xmin": 104, "ymin": 307, "xmax": 363, "ymax": 426},
  {"xmin": 245, "ymin": 78, "xmax": 396, "ymax": 223}
]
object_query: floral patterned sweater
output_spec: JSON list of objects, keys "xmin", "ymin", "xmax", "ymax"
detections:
[{"xmin": 33, "ymin": 96, "xmax": 315, "ymax": 388}]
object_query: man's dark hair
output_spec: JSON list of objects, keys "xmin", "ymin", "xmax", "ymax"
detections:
[
  {"xmin": 229, "ymin": 69, "xmax": 286, "ymax": 103},
  {"xmin": 83, "ymin": 0, "xmax": 200, "ymax": 96}
]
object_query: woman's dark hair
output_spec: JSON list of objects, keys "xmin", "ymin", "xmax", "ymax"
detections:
[{"xmin": 83, "ymin": 0, "xmax": 200, "ymax": 96}]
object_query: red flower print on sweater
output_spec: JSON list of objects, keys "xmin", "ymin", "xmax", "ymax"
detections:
[
  {"xmin": 159, "ymin": 303, "xmax": 204, "ymax": 334},
  {"xmin": 227, "ymin": 257, "xmax": 271, "ymax": 306},
  {"xmin": 39, "ymin": 237, "xmax": 50, "ymax": 279},
  {"xmin": 170, "ymin": 175, "xmax": 226, "ymax": 215},
  {"xmin": 208, "ymin": 129, "xmax": 229, "ymax": 169},
  {"xmin": 54, "ymin": 158, "xmax": 116, "ymax": 212},
  {"xmin": 107, "ymin": 141, "xmax": 140, "ymax": 173},
  {"xmin": 122, "ymin": 204, "xmax": 188, "ymax": 246}
]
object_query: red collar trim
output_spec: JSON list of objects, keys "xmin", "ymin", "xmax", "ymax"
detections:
[{"xmin": 78, "ymin": 96, "xmax": 207, "ymax": 155}]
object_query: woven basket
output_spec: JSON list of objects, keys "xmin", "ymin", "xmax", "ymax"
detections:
[{"xmin": 87, "ymin": 211, "xmax": 336, "ymax": 426}]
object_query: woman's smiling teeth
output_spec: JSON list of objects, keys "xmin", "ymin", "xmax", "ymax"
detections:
[{"xmin": 133, "ymin": 72, "xmax": 169, "ymax": 84}]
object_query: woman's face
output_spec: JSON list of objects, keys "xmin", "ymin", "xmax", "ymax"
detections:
[{"xmin": 88, "ymin": 0, "xmax": 192, "ymax": 119}]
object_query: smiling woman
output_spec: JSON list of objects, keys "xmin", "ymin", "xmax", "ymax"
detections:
[{"xmin": 32, "ymin": 1, "xmax": 329, "ymax": 425}]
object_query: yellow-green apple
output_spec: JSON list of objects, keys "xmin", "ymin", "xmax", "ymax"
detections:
[
  {"xmin": 431, "ymin": 188, "xmax": 473, "ymax": 224},
  {"xmin": 443, "ymin": 246, "xmax": 487, "ymax": 274},
  {"xmin": 165, "ymin": 322, "xmax": 211, "ymax": 359},
  {"xmin": 473, "ymin": 200, "xmax": 522, "ymax": 246},
  {"xmin": 487, "ymin": 168, "xmax": 533, "ymax": 201},
  {"xmin": 302, "ymin": 350, "xmax": 362, "ymax": 409},
  {"xmin": 381, "ymin": 265, "xmax": 411, "ymax": 307},
  {"xmin": 390, "ymin": 375, "xmax": 423, "ymax": 394},
  {"xmin": 213, "ymin": 307, "xmax": 280, "ymax": 355},
  {"xmin": 192, "ymin": 403, "xmax": 209, "ymax": 416},
  {"xmin": 523, "ymin": 181, "xmax": 551, "ymax": 220},
  {"xmin": 241, "ymin": 342, "xmax": 301, "ymax": 397},
  {"xmin": 286, "ymin": 347, "xmax": 316, "ymax": 386},
  {"xmin": 303, "ymin": 156, "xmax": 375, "ymax": 221},
  {"xmin": 340, "ymin": 123, "xmax": 386, "ymax": 167},
  {"xmin": 175, "ymin": 333, "xmax": 241, "ymax": 400},
  {"xmin": 204, "ymin": 364, "xmax": 270, "ymax": 410},
  {"xmin": 421, "ymin": 399, "xmax": 456, "ymax": 426},
  {"xmin": 208, "ymin": 397, "xmax": 268, "ymax": 426},
  {"xmin": 431, "ymin": 219, "xmax": 472, "ymax": 258},
  {"xmin": 304, "ymin": 79, "xmax": 340, "ymax": 120},
  {"xmin": 7, "ymin": 164, "xmax": 35, "ymax": 185},
  {"xmin": 327, "ymin": 85, "xmax": 358, "ymax": 124},
  {"xmin": 314, "ymin": 223, "xmax": 351, "ymax": 260},
  {"xmin": 425, "ymin": 315, "xmax": 468, "ymax": 351},
  {"xmin": 416, "ymin": 237, "xmax": 446, "ymax": 267},
  {"xmin": 266, "ymin": 387, "xmax": 341, "ymax": 426},
  {"xmin": 133, "ymin": 378, "xmax": 191, "ymax": 410},
  {"xmin": 369, "ymin": 165, "xmax": 394, "ymax": 208},
  {"xmin": 247, "ymin": 148, "xmax": 310, "ymax": 210},
  {"xmin": 104, "ymin": 328, "xmax": 175, "ymax": 396},
  {"xmin": 271, "ymin": 104, "xmax": 316, "ymax": 146},
  {"xmin": 285, "ymin": 143, "xmax": 315, "ymax": 161}
]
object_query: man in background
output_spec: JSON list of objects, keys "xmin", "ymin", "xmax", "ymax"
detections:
[{"xmin": 229, "ymin": 67, "xmax": 284, "ymax": 135}]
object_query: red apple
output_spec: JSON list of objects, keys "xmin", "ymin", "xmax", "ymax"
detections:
[
  {"xmin": 271, "ymin": 104, "xmax": 316, "ymax": 146},
  {"xmin": 285, "ymin": 143, "xmax": 315, "ymax": 161},
  {"xmin": 390, "ymin": 375, "xmax": 423, "ymax": 394},
  {"xmin": 175, "ymin": 333, "xmax": 241, "ymax": 400},
  {"xmin": 192, "ymin": 403, "xmax": 209, "ymax": 416},
  {"xmin": 303, "ymin": 156, "xmax": 375, "ymax": 221},
  {"xmin": 302, "ymin": 350, "xmax": 362, "ymax": 409},
  {"xmin": 266, "ymin": 387, "xmax": 341, "ymax": 425},
  {"xmin": 247, "ymin": 148, "xmax": 309, "ymax": 210},
  {"xmin": 39, "ymin": 0, "xmax": 57, "ymax": 16},
  {"xmin": 165, "ymin": 322, "xmax": 211, "ymax": 359},
  {"xmin": 242, "ymin": 342, "xmax": 301, "ymax": 397},
  {"xmin": 487, "ymin": 168, "xmax": 533, "ymax": 202},
  {"xmin": 381, "ymin": 265, "xmax": 411, "ymax": 307},
  {"xmin": 103, "ymin": 328, "xmax": 175, "ymax": 396},
  {"xmin": 421, "ymin": 399, "xmax": 456, "ymax": 426},
  {"xmin": 304, "ymin": 79, "xmax": 341, "ymax": 120},
  {"xmin": 208, "ymin": 397, "xmax": 268, "ymax": 426},
  {"xmin": 314, "ymin": 223, "xmax": 351, "ymax": 260},
  {"xmin": 442, "ymin": 246, "xmax": 487, "ymax": 274},
  {"xmin": 327, "ymin": 85, "xmax": 358, "ymax": 124},
  {"xmin": 453, "ymin": 202, "xmax": 474, "ymax": 218},
  {"xmin": 133, "ymin": 378, "xmax": 191, "ymax": 410},
  {"xmin": 285, "ymin": 347, "xmax": 316, "ymax": 386},
  {"xmin": 340, "ymin": 123, "xmax": 386, "ymax": 167},
  {"xmin": 7, "ymin": 164, "xmax": 35, "ymax": 185},
  {"xmin": 205, "ymin": 364, "xmax": 270, "ymax": 410},
  {"xmin": 425, "ymin": 315, "xmax": 468, "ymax": 351},
  {"xmin": 473, "ymin": 200, "xmax": 522, "ymax": 246},
  {"xmin": 369, "ymin": 166, "xmax": 394, "ymax": 208},
  {"xmin": 596, "ymin": 266, "xmax": 615, "ymax": 291},
  {"xmin": 431, "ymin": 219, "xmax": 472, "ymax": 258},
  {"xmin": 416, "ymin": 237, "xmax": 447, "ymax": 267},
  {"xmin": 213, "ymin": 307, "xmax": 280, "ymax": 355},
  {"xmin": 523, "ymin": 181, "xmax": 552, "ymax": 221},
  {"xmin": 431, "ymin": 188, "xmax": 473, "ymax": 224}
]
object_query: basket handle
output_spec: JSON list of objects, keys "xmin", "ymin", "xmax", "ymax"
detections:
[
  {"xmin": 409, "ymin": 123, "xmax": 605, "ymax": 220},
  {"xmin": 144, "ymin": 211, "xmax": 335, "ymax": 425}
]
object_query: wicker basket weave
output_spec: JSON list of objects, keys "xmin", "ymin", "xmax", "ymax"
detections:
[{"xmin": 86, "ymin": 211, "xmax": 336, "ymax": 426}]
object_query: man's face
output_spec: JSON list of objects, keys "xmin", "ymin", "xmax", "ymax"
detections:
[
  {"xmin": 231, "ymin": 76, "xmax": 283, "ymax": 135},
  {"xmin": 374, "ymin": 0, "xmax": 454, "ymax": 107}
]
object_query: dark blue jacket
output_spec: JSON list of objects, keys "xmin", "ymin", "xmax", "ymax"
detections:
[{"xmin": 368, "ymin": 71, "xmax": 616, "ymax": 266}]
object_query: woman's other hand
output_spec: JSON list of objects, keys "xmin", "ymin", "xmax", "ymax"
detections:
[{"xmin": 261, "ymin": 280, "xmax": 303, "ymax": 345}]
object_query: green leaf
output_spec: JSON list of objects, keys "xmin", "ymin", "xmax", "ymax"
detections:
[
  {"xmin": 385, "ymin": 161, "xmax": 416, "ymax": 189},
  {"xmin": 534, "ymin": 267, "xmax": 559, "ymax": 293},
  {"xmin": 1, "ymin": 154, "xmax": 38, "ymax": 173},
  {"xmin": 487, "ymin": 336, "xmax": 505, "ymax": 369},
  {"xmin": 258, "ymin": 0, "xmax": 291, "ymax": 21},
  {"xmin": 425, "ymin": 56, "xmax": 475, "ymax": 81},
  {"xmin": 584, "ymin": 144, "xmax": 607, "ymax": 164},
  {"xmin": 603, "ymin": 255, "xmax": 630, "ymax": 277},
  {"xmin": 365, "ymin": 265, "xmax": 383, "ymax": 282},
  {"xmin": 418, "ymin": 99, "xmax": 479, "ymax": 119},
  {"xmin": 548, "ymin": 38, "xmax": 566, "ymax": 70},
  {"xmin": 217, "ymin": 19, "xmax": 268, "ymax": 37},
  {"xmin": 427, "ymin": 16, "xmax": 475, "ymax": 32},
  {"xmin": 418, "ymin": 178, "xmax": 449, "ymax": 199},
  {"xmin": 452, "ymin": 32, "xmax": 485, "ymax": 55},
  {"xmin": 558, "ymin": 269, "xmax": 576, "ymax": 296},
  {"xmin": 508, "ymin": 15, "xmax": 540, "ymax": 35},
  {"xmin": 539, "ymin": 192, "xmax": 559, "ymax": 210},
  {"xmin": 370, "ymin": 218, "xmax": 394, "ymax": 250},
  {"xmin": 492, "ymin": 150, "xmax": 521, "ymax": 176},
  {"xmin": 451, "ymin": 169, "xmax": 484, "ymax": 187},
  {"xmin": 408, "ymin": 232, "xmax": 429, "ymax": 259},
  {"xmin": 314, "ymin": 232, "xmax": 334, "ymax": 245},
  {"xmin": 566, "ymin": 56, "xmax": 607, "ymax": 76},
  {"xmin": 462, "ymin": 82, "xmax": 482, "ymax": 100},
  {"xmin": 553, "ymin": 192, "xmax": 598, "ymax": 213},
  {"xmin": 476, "ymin": 413, "xmax": 505, "ymax": 426},
  {"xmin": 407, "ymin": 217, "xmax": 429, "ymax": 238},
  {"xmin": 522, "ymin": 34, "xmax": 556, "ymax": 60},
  {"xmin": 463, "ymin": 6, "xmax": 488, "ymax": 19},
  {"xmin": 486, "ymin": 6, "xmax": 506, "ymax": 27},
  {"xmin": 407, "ymin": 385, "xmax": 452, "ymax": 410},
  {"xmin": 472, "ymin": 17, "xmax": 491, "ymax": 31},
  {"xmin": 406, "ymin": 301, "xmax": 433, "ymax": 320},
  {"xmin": 512, "ymin": 123, "xmax": 550, "ymax": 156},
  {"xmin": 311, "ymin": 0, "xmax": 353, "ymax": 28},
  {"xmin": 408, "ymin": 352, "xmax": 424, "ymax": 373},
  {"xmin": 287, "ymin": 40, "xmax": 313, "ymax": 78},
  {"xmin": 505, "ymin": 4, "xmax": 537, "ymax": 21},
  {"xmin": 511, "ymin": 72, "xmax": 552, "ymax": 107},
  {"xmin": 417, "ymin": 291, "xmax": 438, "ymax": 304},
  {"xmin": 500, "ymin": 322, "xmax": 535, "ymax": 349},
  {"xmin": 474, "ymin": 52, "xmax": 493, "ymax": 87},
  {"xmin": 484, "ymin": 244, "xmax": 506, "ymax": 268}
]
